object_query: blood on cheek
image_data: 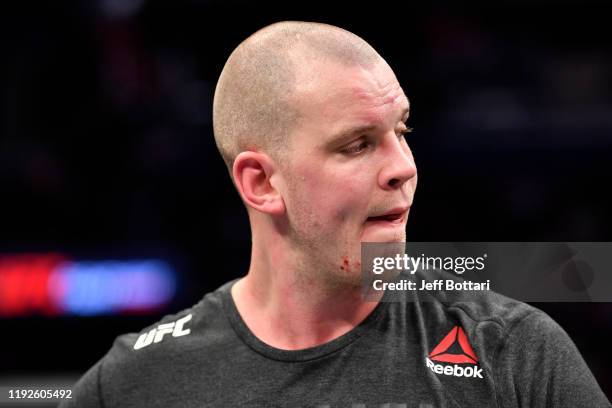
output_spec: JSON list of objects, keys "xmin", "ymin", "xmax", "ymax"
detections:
[
  {"xmin": 340, "ymin": 256, "xmax": 349, "ymax": 271},
  {"xmin": 339, "ymin": 256, "xmax": 362, "ymax": 272}
]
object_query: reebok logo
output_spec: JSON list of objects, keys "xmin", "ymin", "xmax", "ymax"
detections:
[
  {"xmin": 430, "ymin": 326, "xmax": 478, "ymax": 364},
  {"xmin": 133, "ymin": 314, "xmax": 192, "ymax": 350},
  {"xmin": 426, "ymin": 358, "xmax": 483, "ymax": 379},
  {"xmin": 425, "ymin": 326, "xmax": 483, "ymax": 379}
]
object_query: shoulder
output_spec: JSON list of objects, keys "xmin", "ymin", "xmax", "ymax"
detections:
[
  {"xmin": 401, "ymin": 271, "xmax": 609, "ymax": 406},
  {"xmin": 106, "ymin": 281, "xmax": 232, "ymax": 367},
  {"xmin": 400, "ymin": 269, "xmax": 562, "ymax": 368},
  {"xmin": 69, "ymin": 280, "xmax": 236, "ymax": 406}
]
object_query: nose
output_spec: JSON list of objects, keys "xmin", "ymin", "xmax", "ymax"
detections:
[{"xmin": 378, "ymin": 136, "xmax": 417, "ymax": 190}]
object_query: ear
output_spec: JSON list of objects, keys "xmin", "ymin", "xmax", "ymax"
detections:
[{"xmin": 232, "ymin": 151, "xmax": 285, "ymax": 216}]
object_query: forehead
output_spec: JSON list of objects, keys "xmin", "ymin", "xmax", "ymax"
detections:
[{"xmin": 293, "ymin": 60, "xmax": 409, "ymax": 136}]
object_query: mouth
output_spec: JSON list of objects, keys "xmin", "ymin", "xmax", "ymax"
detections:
[{"xmin": 366, "ymin": 207, "xmax": 409, "ymax": 224}]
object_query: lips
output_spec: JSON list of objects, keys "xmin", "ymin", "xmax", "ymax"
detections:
[
  {"xmin": 366, "ymin": 206, "xmax": 409, "ymax": 223},
  {"xmin": 367, "ymin": 213, "xmax": 403, "ymax": 222}
]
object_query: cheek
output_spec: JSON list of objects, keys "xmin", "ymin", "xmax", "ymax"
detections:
[
  {"xmin": 325, "ymin": 176, "xmax": 372, "ymax": 224},
  {"xmin": 289, "ymin": 161, "xmax": 373, "ymax": 221}
]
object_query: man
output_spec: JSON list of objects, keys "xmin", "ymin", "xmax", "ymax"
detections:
[{"xmin": 63, "ymin": 21, "xmax": 610, "ymax": 407}]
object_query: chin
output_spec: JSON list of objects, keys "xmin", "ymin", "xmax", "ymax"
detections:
[{"xmin": 330, "ymin": 270, "xmax": 363, "ymax": 288}]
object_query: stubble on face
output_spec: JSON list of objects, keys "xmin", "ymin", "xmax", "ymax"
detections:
[
  {"xmin": 277, "ymin": 60, "xmax": 413, "ymax": 290},
  {"xmin": 281, "ymin": 171, "xmax": 362, "ymax": 288}
]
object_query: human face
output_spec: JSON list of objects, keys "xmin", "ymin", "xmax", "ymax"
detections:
[{"xmin": 280, "ymin": 60, "xmax": 417, "ymax": 280}]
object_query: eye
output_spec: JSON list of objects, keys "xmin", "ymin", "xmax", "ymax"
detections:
[{"xmin": 342, "ymin": 139, "xmax": 371, "ymax": 155}]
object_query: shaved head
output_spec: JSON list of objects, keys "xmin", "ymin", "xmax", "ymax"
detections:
[{"xmin": 212, "ymin": 21, "xmax": 384, "ymax": 172}]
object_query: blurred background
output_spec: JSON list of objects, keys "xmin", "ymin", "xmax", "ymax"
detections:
[{"xmin": 1, "ymin": 0, "xmax": 611, "ymax": 404}]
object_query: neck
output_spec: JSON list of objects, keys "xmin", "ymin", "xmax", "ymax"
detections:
[{"xmin": 231, "ymin": 229, "xmax": 380, "ymax": 350}]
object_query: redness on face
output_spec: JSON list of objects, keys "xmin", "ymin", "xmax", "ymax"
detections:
[
  {"xmin": 340, "ymin": 256, "xmax": 350, "ymax": 271},
  {"xmin": 339, "ymin": 256, "xmax": 362, "ymax": 273}
]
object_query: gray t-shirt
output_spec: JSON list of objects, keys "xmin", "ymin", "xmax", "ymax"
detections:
[{"xmin": 61, "ymin": 274, "xmax": 610, "ymax": 407}]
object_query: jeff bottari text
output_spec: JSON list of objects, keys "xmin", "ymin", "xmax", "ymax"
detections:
[{"xmin": 372, "ymin": 279, "xmax": 491, "ymax": 291}]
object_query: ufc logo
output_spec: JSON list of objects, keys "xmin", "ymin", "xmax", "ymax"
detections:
[{"xmin": 133, "ymin": 314, "xmax": 192, "ymax": 350}]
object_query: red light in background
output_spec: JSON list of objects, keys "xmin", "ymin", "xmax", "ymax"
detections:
[{"xmin": 0, "ymin": 253, "xmax": 67, "ymax": 317}]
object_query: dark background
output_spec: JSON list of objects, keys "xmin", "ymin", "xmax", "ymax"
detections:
[{"xmin": 1, "ymin": 0, "xmax": 611, "ymax": 402}]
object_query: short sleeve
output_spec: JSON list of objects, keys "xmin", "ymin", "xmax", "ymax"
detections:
[{"xmin": 494, "ymin": 310, "xmax": 610, "ymax": 408}]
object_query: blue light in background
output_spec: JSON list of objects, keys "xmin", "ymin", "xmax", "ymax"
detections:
[{"xmin": 48, "ymin": 259, "xmax": 176, "ymax": 316}]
